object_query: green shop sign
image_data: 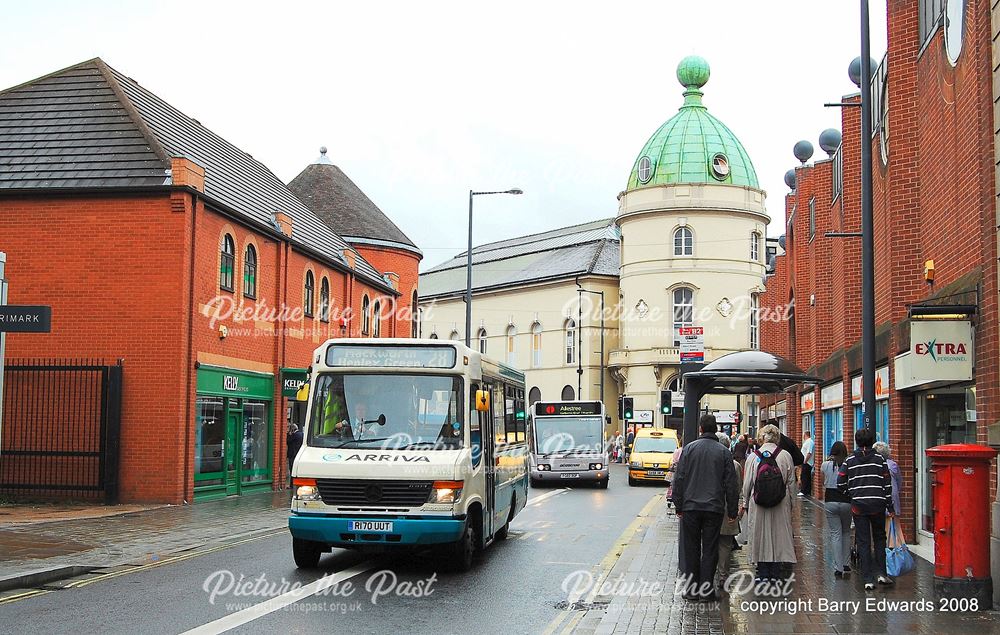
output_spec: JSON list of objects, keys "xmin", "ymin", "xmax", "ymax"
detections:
[
  {"xmin": 197, "ymin": 366, "xmax": 273, "ymax": 400},
  {"xmin": 281, "ymin": 368, "xmax": 309, "ymax": 398}
]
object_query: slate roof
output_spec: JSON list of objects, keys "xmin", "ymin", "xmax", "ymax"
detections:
[
  {"xmin": 419, "ymin": 218, "xmax": 620, "ymax": 298},
  {"xmin": 0, "ymin": 58, "xmax": 393, "ymax": 292},
  {"xmin": 288, "ymin": 152, "xmax": 420, "ymax": 255}
]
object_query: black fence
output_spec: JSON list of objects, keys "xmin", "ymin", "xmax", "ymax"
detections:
[{"xmin": 0, "ymin": 359, "xmax": 123, "ymax": 502}]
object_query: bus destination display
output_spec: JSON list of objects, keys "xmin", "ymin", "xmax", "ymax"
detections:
[
  {"xmin": 326, "ymin": 345, "xmax": 457, "ymax": 369},
  {"xmin": 534, "ymin": 401, "xmax": 602, "ymax": 416}
]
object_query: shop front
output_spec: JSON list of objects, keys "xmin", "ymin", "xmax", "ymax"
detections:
[
  {"xmin": 820, "ymin": 381, "xmax": 844, "ymax": 456},
  {"xmin": 851, "ymin": 365, "xmax": 890, "ymax": 442},
  {"xmin": 895, "ymin": 318, "xmax": 976, "ymax": 559},
  {"xmin": 801, "ymin": 390, "xmax": 816, "ymax": 441},
  {"xmin": 194, "ymin": 366, "xmax": 275, "ymax": 500}
]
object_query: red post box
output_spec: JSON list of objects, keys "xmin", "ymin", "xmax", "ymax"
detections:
[{"xmin": 926, "ymin": 443, "xmax": 998, "ymax": 610}]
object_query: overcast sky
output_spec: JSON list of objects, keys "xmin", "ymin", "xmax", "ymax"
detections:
[{"xmin": 1, "ymin": 1, "xmax": 887, "ymax": 270}]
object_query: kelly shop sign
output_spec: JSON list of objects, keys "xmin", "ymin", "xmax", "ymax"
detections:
[{"xmin": 895, "ymin": 320, "xmax": 973, "ymax": 389}]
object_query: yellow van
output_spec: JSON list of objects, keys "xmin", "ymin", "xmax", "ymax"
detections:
[{"xmin": 627, "ymin": 428, "xmax": 679, "ymax": 486}]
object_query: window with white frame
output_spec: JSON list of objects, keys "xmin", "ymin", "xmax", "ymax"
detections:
[
  {"xmin": 565, "ymin": 319, "xmax": 577, "ymax": 364},
  {"xmin": 750, "ymin": 232, "xmax": 761, "ymax": 262},
  {"xmin": 505, "ymin": 325, "xmax": 517, "ymax": 365},
  {"xmin": 372, "ymin": 301, "xmax": 381, "ymax": 337},
  {"xmin": 673, "ymin": 227, "xmax": 693, "ymax": 256},
  {"xmin": 750, "ymin": 294, "xmax": 759, "ymax": 350},
  {"xmin": 478, "ymin": 328, "xmax": 488, "ymax": 354},
  {"xmin": 672, "ymin": 287, "xmax": 694, "ymax": 346},
  {"xmin": 361, "ymin": 295, "xmax": 371, "ymax": 335},
  {"xmin": 531, "ymin": 322, "xmax": 542, "ymax": 368}
]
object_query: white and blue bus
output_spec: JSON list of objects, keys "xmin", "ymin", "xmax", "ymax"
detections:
[
  {"xmin": 528, "ymin": 400, "xmax": 609, "ymax": 488},
  {"xmin": 288, "ymin": 339, "xmax": 528, "ymax": 572}
]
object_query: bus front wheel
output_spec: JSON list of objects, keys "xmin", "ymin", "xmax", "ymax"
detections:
[
  {"xmin": 292, "ymin": 537, "xmax": 323, "ymax": 568},
  {"xmin": 597, "ymin": 479, "xmax": 609, "ymax": 489},
  {"xmin": 447, "ymin": 522, "xmax": 476, "ymax": 572}
]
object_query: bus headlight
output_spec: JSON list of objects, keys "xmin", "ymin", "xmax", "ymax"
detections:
[
  {"xmin": 293, "ymin": 478, "xmax": 321, "ymax": 501},
  {"xmin": 427, "ymin": 480, "xmax": 464, "ymax": 504},
  {"xmin": 589, "ymin": 463, "xmax": 603, "ymax": 470},
  {"xmin": 537, "ymin": 464, "xmax": 550, "ymax": 471}
]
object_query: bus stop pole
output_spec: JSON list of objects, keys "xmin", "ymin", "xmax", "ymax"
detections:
[{"xmin": 0, "ymin": 252, "xmax": 7, "ymax": 442}]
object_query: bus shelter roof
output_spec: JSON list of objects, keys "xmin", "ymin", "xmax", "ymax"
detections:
[{"xmin": 682, "ymin": 351, "xmax": 820, "ymax": 395}]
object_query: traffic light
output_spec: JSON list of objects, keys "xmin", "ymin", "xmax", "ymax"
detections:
[
  {"xmin": 617, "ymin": 395, "xmax": 624, "ymax": 419},
  {"xmin": 660, "ymin": 390, "xmax": 672, "ymax": 415},
  {"xmin": 623, "ymin": 397, "xmax": 634, "ymax": 420}
]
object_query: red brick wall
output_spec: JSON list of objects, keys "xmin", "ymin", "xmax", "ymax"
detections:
[{"xmin": 353, "ymin": 245, "xmax": 421, "ymax": 338}]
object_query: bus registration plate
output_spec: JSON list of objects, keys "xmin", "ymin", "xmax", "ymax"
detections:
[{"xmin": 350, "ymin": 521, "xmax": 393, "ymax": 532}]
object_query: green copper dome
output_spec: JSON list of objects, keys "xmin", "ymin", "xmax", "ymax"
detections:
[{"xmin": 626, "ymin": 56, "xmax": 758, "ymax": 190}]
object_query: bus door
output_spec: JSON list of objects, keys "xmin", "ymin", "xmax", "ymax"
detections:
[{"xmin": 480, "ymin": 382, "xmax": 498, "ymax": 540}]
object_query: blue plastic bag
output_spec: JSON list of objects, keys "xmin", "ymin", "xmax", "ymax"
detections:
[{"xmin": 885, "ymin": 517, "xmax": 914, "ymax": 576}]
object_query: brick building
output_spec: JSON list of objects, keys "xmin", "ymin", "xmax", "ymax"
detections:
[
  {"xmin": 0, "ymin": 59, "xmax": 419, "ymax": 503},
  {"xmin": 759, "ymin": 0, "xmax": 997, "ymax": 571}
]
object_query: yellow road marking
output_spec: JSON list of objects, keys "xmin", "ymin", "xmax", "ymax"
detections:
[
  {"xmin": 541, "ymin": 492, "xmax": 663, "ymax": 635},
  {"xmin": 0, "ymin": 588, "xmax": 50, "ymax": 605}
]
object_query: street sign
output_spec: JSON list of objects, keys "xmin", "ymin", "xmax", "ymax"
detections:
[
  {"xmin": 0, "ymin": 305, "xmax": 51, "ymax": 333},
  {"xmin": 678, "ymin": 326, "xmax": 704, "ymax": 362},
  {"xmin": 635, "ymin": 410, "xmax": 653, "ymax": 423}
]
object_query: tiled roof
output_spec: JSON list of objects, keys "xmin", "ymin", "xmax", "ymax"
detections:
[
  {"xmin": 0, "ymin": 59, "xmax": 393, "ymax": 292},
  {"xmin": 288, "ymin": 152, "xmax": 419, "ymax": 254},
  {"xmin": 419, "ymin": 219, "xmax": 620, "ymax": 298}
]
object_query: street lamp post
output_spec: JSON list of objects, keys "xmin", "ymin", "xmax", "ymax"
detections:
[
  {"xmin": 576, "ymin": 282, "xmax": 605, "ymax": 404},
  {"xmin": 859, "ymin": 0, "xmax": 876, "ymax": 430},
  {"xmin": 465, "ymin": 189, "xmax": 523, "ymax": 347}
]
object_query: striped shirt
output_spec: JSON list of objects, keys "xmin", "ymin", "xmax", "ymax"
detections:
[{"xmin": 837, "ymin": 448, "xmax": 892, "ymax": 515}]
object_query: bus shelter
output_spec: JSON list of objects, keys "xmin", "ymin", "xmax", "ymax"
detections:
[{"xmin": 681, "ymin": 351, "xmax": 820, "ymax": 444}]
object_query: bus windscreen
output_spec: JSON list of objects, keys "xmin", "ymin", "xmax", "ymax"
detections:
[{"xmin": 533, "ymin": 416, "xmax": 604, "ymax": 455}]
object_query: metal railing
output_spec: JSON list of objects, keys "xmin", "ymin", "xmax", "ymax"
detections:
[{"xmin": 0, "ymin": 359, "xmax": 123, "ymax": 502}]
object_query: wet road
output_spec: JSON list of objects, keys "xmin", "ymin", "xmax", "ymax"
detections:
[{"xmin": 1, "ymin": 465, "xmax": 664, "ymax": 634}]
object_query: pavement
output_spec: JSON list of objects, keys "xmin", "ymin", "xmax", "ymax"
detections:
[
  {"xmin": 0, "ymin": 490, "xmax": 290, "ymax": 591},
  {"xmin": 569, "ymin": 493, "xmax": 1000, "ymax": 635}
]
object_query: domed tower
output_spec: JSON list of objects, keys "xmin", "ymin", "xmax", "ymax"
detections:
[{"xmin": 612, "ymin": 56, "xmax": 770, "ymax": 430}]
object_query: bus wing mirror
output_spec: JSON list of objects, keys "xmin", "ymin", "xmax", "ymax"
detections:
[
  {"xmin": 377, "ymin": 413, "xmax": 387, "ymax": 426},
  {"xmin": 296, "ymin": 384, "xmax": 310, "ymax": 402},
  {"xmin": 475, "ymin": 390, "xmax": 490, "ymax": 412}
]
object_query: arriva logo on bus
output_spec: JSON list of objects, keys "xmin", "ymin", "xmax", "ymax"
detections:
[{"xmin": 322, "ymin": 453, "xmax": 431, "ymax": 463}]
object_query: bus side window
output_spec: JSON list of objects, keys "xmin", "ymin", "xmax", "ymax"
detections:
[
  {"xmin": 470, "ymin": 383, "xmax": 482, "ymax": 467},
  {"xmin": 493, "ymin": 383, "xmax": 506, "ymax": 445}
]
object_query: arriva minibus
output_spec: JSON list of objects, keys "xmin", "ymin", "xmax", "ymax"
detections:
[
  {"xmin": 288, "ymin": 339, "xmax": 528, "ymax": 572},
  {"xmin": 528, "ymin": 400, "xmax": 609, "ymax": 488}
]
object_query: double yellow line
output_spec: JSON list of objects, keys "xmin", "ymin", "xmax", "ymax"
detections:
[
  {"xmin": 0, "ymin": 527, "xmax": 287, "ymax": 606},
  {"xmin": 542, "ymin": 493, "xmax": 663, "ymax": 635}
]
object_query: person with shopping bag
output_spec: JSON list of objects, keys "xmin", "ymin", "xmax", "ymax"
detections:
[
  {"xmin": 838, "ymin": 427, "xmax": 894, "ymax": 591},
  {"xmin": 873, "ymin": 442, "xmax": 912, "ymax": 576}
]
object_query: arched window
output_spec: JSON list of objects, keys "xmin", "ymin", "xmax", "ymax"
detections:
[
  {"xmin": 243, "ymin": 244, "xmax": 257, "ymax": 298},
  {"xmin": 361, "ymin": 295, "xmax": 371, "ymax": 334},
  {"xmin": 304, "ymin": 271, "xmax": 315, "ymax": 317},
  {"xmin": 565, "ymin": 319, "xmax": 577, "ymax": 364},
  {"xmin": 667, "ymin": 376, "xmax": 681, "ymax": 393},
  {"xmin": 531, "ymin": 322, "xmax": 543, "ymax": 368},
  {"xmin": 750, "ymin": 232, "xmax": 761, "ymax": 262},
  {"xmin": 672, "ymin": 287, "xmax": 694, "ymax": 346},
  {"xmin": 372, "ymin": 301, "xmax": 381, "ymax": 337},
  {"xmin": 449, "ymin": 330, "xmax": 460, "ymax": 341},
  {"xmin": 561, "ymin": 385, "xmax": 575, "ymax": 401},
  {"xmin": 505, "ymin": 325, "xmax": 517, "ymax": 365},
  {"xmin": 220, "ymin": 234, "xmax": 235, "ymax": 291},
  {"xmin": 673, "ymin": 227, "xmax": 693, "ymax": 256},
  {"xmin": 411, "ymin": 291, "xmax": 419, "ymax": 338},
  {"xmin": 528, "ymin": 387, "xmax": 541, "ymax": 405},
  {"xmin": 319, "ymin": 277, "xmax": 330, "ymax": 322},
  {"xmin": 429, "ymin": 332, "xmax": 438, "ymax": 339},
  {"xmin": 478, "ymin": 328, "xmax": 488, "ymax": 354}
]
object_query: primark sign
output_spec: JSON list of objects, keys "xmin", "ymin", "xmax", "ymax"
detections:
[{"xmin": 0, "ymin": 306, "xmax": 52, "ymax": 333}]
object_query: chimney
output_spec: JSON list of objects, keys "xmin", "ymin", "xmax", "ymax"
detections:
[
  {"xmin": 274, "ymin": 212, "xmax": 293, "ymax": 237},
  {"xmin": 170, "ymin": 157, "xmax": 205, "ymax": 192}
]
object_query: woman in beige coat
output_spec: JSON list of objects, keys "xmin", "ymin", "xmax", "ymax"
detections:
[{"xmin": 741, "ymin": 424, "xmax": 797, "ymax": 582}]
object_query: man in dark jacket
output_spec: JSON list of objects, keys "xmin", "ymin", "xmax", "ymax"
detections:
[
  {"xmin": 671, "ymin": 414, "xmax": 739, "ymax": 601},
  {"xmin": 838, "ymin": 427, "xmax": 894, "ymax": 590}
]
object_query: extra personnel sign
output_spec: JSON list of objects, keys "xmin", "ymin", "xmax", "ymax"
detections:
[{"xmin": 0, "ymin": 306, "xmax": 51, "ymax": 333}]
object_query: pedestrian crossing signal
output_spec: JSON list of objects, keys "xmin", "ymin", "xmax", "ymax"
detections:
[
  {"xmin": 623, "ymin": 397, "xmax": 634, "ymax": 420},
  {"xmin": 660, "ymin": 390, "xmax": 672, "ymax": 415}
]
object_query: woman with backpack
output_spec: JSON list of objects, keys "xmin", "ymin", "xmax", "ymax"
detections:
[
  {"xmin": 741, "ymin": 423, "xmax": 797, "ymax": 583},
  {"xmin": 822, "ymin": 441, "xmax": 852, "ymax": 577}
]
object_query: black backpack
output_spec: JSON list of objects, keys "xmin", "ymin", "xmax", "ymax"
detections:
[{"xmin": 752, "ymin": 448, "xmax": 786, "ymax": 508}]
